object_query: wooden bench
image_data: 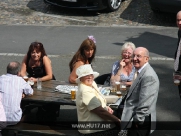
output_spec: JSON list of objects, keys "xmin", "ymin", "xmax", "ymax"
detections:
[{"xmin": 2, "ymin": 122, "xmax": 79, "ymax": 136}]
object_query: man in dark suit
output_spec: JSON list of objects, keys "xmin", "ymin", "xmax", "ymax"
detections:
[
  {"xmin": 120, "ymin": 47, "xmax": 159, "ymax": 136},
  {"xmin": 174, "ymin": 11, "xmax": 181, "ymax": 99}
]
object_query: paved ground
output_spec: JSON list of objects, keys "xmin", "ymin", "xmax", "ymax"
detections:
[{"xmin": 0, "ymin": 0, "xmax": 177, "ymax": 27}]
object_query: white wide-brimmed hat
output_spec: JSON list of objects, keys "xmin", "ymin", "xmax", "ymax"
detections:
[{"xmin": 75, "ymin": 64, "xmax": 99, "ymax": 83}]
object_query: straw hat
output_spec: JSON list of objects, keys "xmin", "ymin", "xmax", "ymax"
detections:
[{"xmin": 75, "ymin": 64, "xmax": 99, "ymax": 83}]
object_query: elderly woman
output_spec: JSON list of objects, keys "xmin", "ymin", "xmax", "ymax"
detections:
[
  {"xmin": 21, "ymin": 42, "xmax": 55, "ymax": 82},
  {"xmin": 111, "ymin": 42, "xmax": 136, "ymax": 86},
  {"xmin": 76, "ymin": 64, "xmax": 120, "ymax": 136},
  {"xmin": 69, "ymin": 36, "xmax": 96, "ymax": 84}
]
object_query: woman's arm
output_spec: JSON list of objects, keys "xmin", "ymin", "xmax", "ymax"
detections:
[
  {"xmin": 111, "ymin": 59, "xmax": 125, "ymax": 82},
  {"xmin": 69, "ymin": 61, "xmax": 84, "ymax": 83},
  {"xmin": 40, "ymin": 56, "xmax": 53, "ymax": 82},
  {"xmin": 20, "ymin": 55, "xmax": 28, "ymax": 77},
  {"xmin": 30, "ymin": 56, "xmax": 53, "ymax": 82}
]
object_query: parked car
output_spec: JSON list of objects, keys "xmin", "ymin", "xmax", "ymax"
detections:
[
  {"xmin": 149, "ymin": 0, "xmax": 181, "ymax": 13},
  {"xmin": 44, "ymin": 0, "xmax": 122, "ymax": 12}
]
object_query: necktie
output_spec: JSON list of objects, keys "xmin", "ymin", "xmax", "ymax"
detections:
[
  {"xmin": 174, "ymin": 39, "xmax": 181, "ymax": 71},
  {"xmin": 133, "ymin": 71, "xmax": 138, "ymax": 80}
]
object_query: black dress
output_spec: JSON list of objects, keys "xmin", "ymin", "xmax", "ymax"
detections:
[
  {"xmin": 26, "ymin": 59, "xmax": 55, "ymax": 80},
  {"xmin": 23, "ymin": 58, "xmax": 58, "ymax": 122}
]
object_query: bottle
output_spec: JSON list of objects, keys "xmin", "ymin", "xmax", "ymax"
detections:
[{"xmin": 37, "ymin": 78, "xmax": 42, "ymax": 90}]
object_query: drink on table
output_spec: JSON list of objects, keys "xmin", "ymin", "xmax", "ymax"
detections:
[
  {"xmin": 120, "ymin": 84, "xmax": 126, "ymax": 91},
  {"xmin": 37, "ymin": 78, "xmax": 42, "ymax": 90},
  {"xmin": 116, "ymin": 91, "xmax": 122, "ymax": 97},
  {"xmin": 71, "ymin": 89, "xmax": 76, "ymax": 100},
  {"xmin": 28, "ymin": 79, "xmax": 34, "ymax": 88},
  {"xmin": 115, "ymin": 82, "xmax": 120, "ymax": 91},
  {"xmin": 23, "ymin": 76, "xmax": 28, "ymax": 82}
]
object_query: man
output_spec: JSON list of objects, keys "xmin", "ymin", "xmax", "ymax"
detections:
[
  {"xmin": 120, "ymin": 47, "xmax": 159, "ymax": 136},
  {"xmin": 174, "ymin": 10, "xmax": 181, "ymax": 99},
  {"xmin": 0, "ymin": 61, "xmax": 33, "ymax": 125}
]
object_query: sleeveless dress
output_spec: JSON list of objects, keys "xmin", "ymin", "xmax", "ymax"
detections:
[
  {"xmin": 111, "ymin": 61, "xmax": 135, "ymax": 81},
  {"xmin": 26, "ymin": 58, "xmax": 55, "ymax": 80}
]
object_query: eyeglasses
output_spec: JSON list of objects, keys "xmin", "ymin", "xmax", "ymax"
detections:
[
  {"xmin": 123, "ymin": 51, "xmax": 132, "ymax": 55},
  {"xmin": 133, "ymin": 55, "xmax": 148, "ymax": 59}
]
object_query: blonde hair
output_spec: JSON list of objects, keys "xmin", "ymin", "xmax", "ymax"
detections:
[{"xmin": 120, "ymin": 42, "xmax": 136, "ymax": 59}]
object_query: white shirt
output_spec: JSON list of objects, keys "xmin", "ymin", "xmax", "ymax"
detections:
[{"xmin": 0, "ymin": 74, "xmax": 33, "ymax": 125}]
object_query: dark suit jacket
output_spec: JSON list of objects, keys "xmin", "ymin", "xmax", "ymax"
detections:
[{"xmin": 175, "ymin": 30, "xmax": 181, "ymax": 71}]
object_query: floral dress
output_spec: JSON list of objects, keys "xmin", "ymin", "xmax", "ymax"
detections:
[{"xmin": 111, "ymin": 61, "xmax": 136, "ymax": 81}]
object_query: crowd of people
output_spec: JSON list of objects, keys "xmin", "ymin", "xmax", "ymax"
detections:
[{"xmin": 1, "ymin": 10, "xmax": 181, "ymax": 136}]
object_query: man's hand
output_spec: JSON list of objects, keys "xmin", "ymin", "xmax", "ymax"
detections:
[{"xmin": 174, "ymin": 75, "xmax": 181, "ymax": 80}]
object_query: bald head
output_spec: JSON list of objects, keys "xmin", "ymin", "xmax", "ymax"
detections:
[
  {"xmin": 177, "ymin": 11, "xmax": 181, "ymax": 29},
  {"xmin": 133, "ymin": 47, "xmax": 149, "ymax": 70},
  {"xmin": 135, "ymin": 47, "xmax": 149, "ymax": 57},
  {"xmin": 7, "ymin": 61, "xmax": 21, "ymax": 75}
]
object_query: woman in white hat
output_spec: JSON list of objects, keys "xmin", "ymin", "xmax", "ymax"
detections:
[{"xmin": 75, "ymin": 64, "xmax": 120, "ymax": 136}]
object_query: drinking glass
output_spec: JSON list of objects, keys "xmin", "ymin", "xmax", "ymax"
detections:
[
  {"xmin": 37, "ymin": 78, "xmax": 42, "ymax": 90},
  {"xmin": 173, "ymin": 72, "xmax": 180, "ymax": 86},
  {"xmin": 71, "ymin": 89, "xmax": 76, "ymax": 101},
  {"xmin": 28, "ymin": 79, "xmax": 34, "ymax": 88},
  {"xmin": 110, "ymin": 80, "xmax": 116, "ymax": 93},
  {"xmin": 120, "ymin": 80, "xmax": 127, "ymax": 96}
]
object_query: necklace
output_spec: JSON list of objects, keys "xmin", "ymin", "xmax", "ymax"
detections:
[{"xmin": 124, "ymin": 64, "xmax": 132, "ymax": 73}]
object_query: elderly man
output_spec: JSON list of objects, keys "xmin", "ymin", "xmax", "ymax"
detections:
[
  {"xmin": 120, "ymin": 47, "xmax": 159, "ymax": 136},
  {"xmin": 174, "ymin": 10, "xmax": 181, "ymax": 99},
  {"xmin": 0, "ymin": 61, "xmax": 33, "ymax": 125}
]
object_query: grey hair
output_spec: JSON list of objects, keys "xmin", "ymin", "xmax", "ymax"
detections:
[
  {"xmin": 144, "ymin": 48, "xmax": 150, "ymax": 57},
  {"xmin": 7, "ymin": 61, "xmax": 21, "ymax": 75},
  {"xmin": 120, "ymin": 42, "xmax": 136, "ymax": 59}
]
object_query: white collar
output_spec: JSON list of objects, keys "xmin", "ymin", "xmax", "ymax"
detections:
[{"xmin": 137, "ymin": 62, "xmax": 148, "ymax": 73}]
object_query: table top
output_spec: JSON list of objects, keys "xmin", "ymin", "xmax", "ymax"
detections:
[{"xmin": 22, "ymin": 80, "xmax": 76, "ymax": 106}]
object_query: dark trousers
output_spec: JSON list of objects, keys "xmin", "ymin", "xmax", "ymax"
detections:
[
  {"xmin": 177, "ymin": 57, "xmax": 181, "ymax": 99},
  {"xmin": 178, "ymin": 85, "xmax": 181, "ymax": 99},
  {"xmin": 127, "ymin": 115, "xmax": 151, "ymax": 136}
]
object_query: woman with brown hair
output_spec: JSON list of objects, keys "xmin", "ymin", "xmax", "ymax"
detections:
[
  {"xmin": 21, "ymin": 41, "xmax": 55, "ymax": 82},
  {"xmin": 69, "ymin": 35, "xmax": 96, "ymax": 83}
]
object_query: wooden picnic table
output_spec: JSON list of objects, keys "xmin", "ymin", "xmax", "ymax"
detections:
[
  {"xmin": 21, "ymin": 80, "xmax": 77, "ymax": 123},
  {"xmin": 22, "ymin": 80, "xmax": 76, "ymax": 106}
]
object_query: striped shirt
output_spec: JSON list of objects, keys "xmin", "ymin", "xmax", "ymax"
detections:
[{"xmin": 0, "ymin": 74, "xmax": 33, "ymax": 125}]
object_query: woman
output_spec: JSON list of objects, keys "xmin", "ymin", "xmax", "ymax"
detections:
[
  {"xmin": 21, "ymin": 42, "xmax": 54, "ymax": 82},
  {"xmin": 76, "ymin": 64, "xmax": 120, "ymax": 136},
  {"xmin": 110, "ymin": 42, "xmax": 136, "ymax": 86},
  {"xmin": 69, "ymin": 36, "xmax": 96, "ymax": 83}
]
